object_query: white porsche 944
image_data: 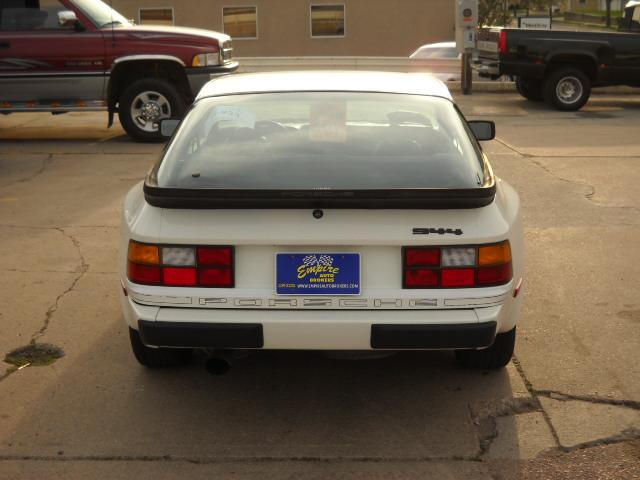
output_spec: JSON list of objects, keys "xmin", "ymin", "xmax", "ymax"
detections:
[{"xmin": 120, "ymin": 71, "xmax": 523, "ymax": 370}]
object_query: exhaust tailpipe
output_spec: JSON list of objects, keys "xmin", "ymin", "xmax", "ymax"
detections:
[{"xmin": 205, "ymin": 356, "xmax": 231, "ymax": 375}]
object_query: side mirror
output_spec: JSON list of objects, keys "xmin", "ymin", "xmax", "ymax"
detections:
[
  {"xmin": 468, "ymin": 120, "xmax": 496, "ymax": 141},
  {"xmin": 160, "ymin": 118, "xmax": 181, "ymax": 139},
  {"xmin": 58, "ymin": 10, "xmax": 81, "ymax": 29}
]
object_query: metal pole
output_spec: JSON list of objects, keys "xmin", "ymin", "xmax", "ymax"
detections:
[{"xmin": 462, "ymin": 50, "xmax": 472, "ymax": 95}]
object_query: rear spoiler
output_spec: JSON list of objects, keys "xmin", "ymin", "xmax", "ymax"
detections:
[{"xmin": 143, "ymin": 182, "xmax": 496, "ymax": 209}]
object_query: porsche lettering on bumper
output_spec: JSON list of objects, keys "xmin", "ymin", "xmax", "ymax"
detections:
[{"xmin": 128, "ymin": 292, "xmax": 508, "ymax": 309}]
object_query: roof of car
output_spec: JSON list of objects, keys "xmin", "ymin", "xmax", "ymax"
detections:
[
  {"xmin": 196, "ymin": 71, "xmax": 453, "ymax": 101},
  {"xmin": 415, "ymin": 41, "xmax": 456, "ymax": 49}
]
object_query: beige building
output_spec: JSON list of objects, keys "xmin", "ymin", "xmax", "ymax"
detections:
[{"xmin": 112, "ymin": 0, "xmax": 455, "ymax": 57}]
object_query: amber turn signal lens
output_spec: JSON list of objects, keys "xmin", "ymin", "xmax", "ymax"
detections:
[
  {"xmin": 479, "ymin": 241, "xmax": 511, "ymax": 266},
  {"xmin": 128, "ymin": 241, "xmax": 160, "ymax": 265}
]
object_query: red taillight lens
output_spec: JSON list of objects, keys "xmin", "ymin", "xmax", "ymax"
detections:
[
  {"xmin": 198, "ymin": 268, "xmax": 233, "ymax": 287},
  {"xmin": 128, "ymin": 262, "xmax": 161, "ymax": 284},
  {"xmin": 404, "ymin": 269, "xmax": 439, "ymax": 288},
  {"xmin": 405, "ymin": 247, "xmax": 440, "ymax": 266},
  {"xmin": 402, "ymin": 241, "xmax": 512, "ymax": 289},
  {"xmin": 499, "ymin": 30, "xmax": 508, "ymax": 54},
  {"xmin": 198, "ymin": 247, "xmax": 233, "ymax": 266},
  {"xmin": 127, "ymin": 241, "xmax": 234, "ymax": 288},
  {"xmin": 478, "ymin": 262, "xmax": 513, "ymax": 286},
  {"xmin": 441, "ymin": 268, "xmax": 475, "ymax": 287},
  {"xmin": 163, "ymin": 267, "xmax": 197, "ymax": 286}
]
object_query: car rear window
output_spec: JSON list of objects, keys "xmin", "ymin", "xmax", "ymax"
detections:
[{"xmin": 155, "ymin": 92, "xmax": 487, "ymax": 191}]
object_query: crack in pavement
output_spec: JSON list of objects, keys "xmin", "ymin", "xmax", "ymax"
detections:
[
  {"xmin": 504, "ymin": 356, "xmax": 562, "ymax": 450},
  {"xmin": 471, "ymin": 356, "xmax": 640, "ymax": 460},
  {"xmin": 494, "ymin": 138, "xmax": 640, "ymax": 213},
  {"xmin": 0, "ymin": 154, "xmax": 53, "ymax": 189},
  {"xmin": 470, "ymin": 395, "xmax": 541, "ymax": 458},
  {"xmin": 535, "ymin": 390, "xmax": 640, "ymax": 411},
  {"xmin": 0, "ymin": 454, "xmax": 482, "ymax": 464},
  {"xmin": 557, "ymin": 428, "xmax": 640, "ymax": 453},
  {"xmin": 0, "ymin": 228, "xmax": 88, "ymax": 384},
  {"xmin": 30, "ymin": 228, "xmax": 88, "ymax": 344},
  {"xmin": 2, "ymin": 433, "xmax": 639, "ymax": 465},
  {"xmin": 0, "ymin": 224, "xmax": 118, "ymax": 230}
]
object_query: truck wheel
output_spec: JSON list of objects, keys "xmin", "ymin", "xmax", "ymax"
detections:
[
  {"xmin": 118, "ymin": 79, "xmax": 186, "ymax": 142},
  {"xmin": 455, "ymin": 327, "xmax": 515, "ymax": 369},
  {"xmin": 515, "ymin": 77, "xmax": 543, "ymax": 101},
  {"xmin": 543, "ymin": 68, "xmax": 591, "ymax": 111},
  {"xmin": 129, "ymin": 327, "xmax": 192, "ymax": 367}
]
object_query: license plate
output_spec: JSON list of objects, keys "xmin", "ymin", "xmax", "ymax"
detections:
[{"xmin": 276, "ymin": 253, "xmax": 361, "ymax": 295}]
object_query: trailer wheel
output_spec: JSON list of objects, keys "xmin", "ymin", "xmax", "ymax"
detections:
[
  {"xmin": 515, "ymin": 77, "xmax": 543, "ymax": 101},
  {"xmin": 543, "ymin": 67, "xmax": 591, "ymax": 111}
]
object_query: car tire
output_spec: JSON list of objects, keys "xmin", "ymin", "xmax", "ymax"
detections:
[
  {"xmin": 129, "ymin": 327, "xmax": 192, "ymax": 368},
  {"xmin": 455, "ymin": 327, "xmax": 516, "ymax": 369},
  {"xmin": 118, "ymin": 78, "xmax": 186, "ymax": 143},
  {"xmin": 515, "ymin": 77, "xmax": 543, "ymax": 101},
  {"xmin": 542, "ymin": 67, "xmax": 591, "ymax": 111}
]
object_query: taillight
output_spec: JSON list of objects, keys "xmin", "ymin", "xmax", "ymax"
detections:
[
  {"xmin": 405, "ymin": 268, "xmax": 439, "ymax": 288},
  {"xmin": 127, "ymin": 241, "xmax": 234, "ymax": 287},
  {"xmin": 498, "ymin": 30, "xmax": 508, "ymax": 54},
  {"xmin": 403, "ymin": 241, "xmax": 512, "ymax": 289},
  {"xmin": 197, "ymin": 247, "xmax": 234, "ymax": 287},
  {"xmin": 405, "ymin": 247, "xmax": 440, "ymax": 267}
]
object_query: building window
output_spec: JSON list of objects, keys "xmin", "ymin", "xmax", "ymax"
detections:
[
  {"xmin": 222, "ymin": 6, "xmax": 257, "ymax": 39},
  {"xmin": 139, "ymin": 8, "xmax": 174, "ymax": 25},
  {"xmin": 310, "ymin": 4, "xmax": 345, "ymax": 37}
]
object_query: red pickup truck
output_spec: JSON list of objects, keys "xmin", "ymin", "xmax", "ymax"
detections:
[{"xmin": 0, "ymin": 0, "xmax": 238, "ymax": 141}]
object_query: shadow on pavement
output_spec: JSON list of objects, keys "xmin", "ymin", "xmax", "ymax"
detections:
[{"xmin": 0, "ymin": 320, "xmax": 521, "ymax": 463}]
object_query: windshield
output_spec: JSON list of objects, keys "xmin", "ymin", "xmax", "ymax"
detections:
[
  {"xmin": 413, "ymin": 47, "xmax": 458, "ymax": 59},
  {"xmin": 156, "ymin": 92, "xmax": 486, "ymax": 191},
  {"xmin": 71, "ymin": 0, "xmax": 130, "ymax": 28}
]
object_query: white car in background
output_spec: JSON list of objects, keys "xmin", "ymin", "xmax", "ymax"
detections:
[
  {"xmin": 409, "ymin": 41, "xmax": 462, "ymax": 82},
  {"xmin": 120, "ymin": 71, "xmax": 523, "ymax": 372},
  {"xmin": 409, "ymin": 41, "xmax": 461, "ymax": 60}
]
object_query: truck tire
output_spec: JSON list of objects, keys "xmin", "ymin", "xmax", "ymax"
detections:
[
  {"xmin": 515, "ymin": 77, "xmax": 543, "ymax": 101},
  {"xmin": 542, "ymin": 67, "xmax": 591, "ymax": 111},
  {"xmin": 129, "ymin": 327, "xmax": 192, "ymax": 367},
  {"xmin": 118, "ymin": 78, "xmax": 186, "ymax": 142},
  {"xmin": 455, "ymin": 327, "xmax": 515, "ymax": 369}
]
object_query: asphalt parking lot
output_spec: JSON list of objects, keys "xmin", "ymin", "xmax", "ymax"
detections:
[{"xmin": 0, "ymin": 93, "xmax": 639, "ymax": 479}]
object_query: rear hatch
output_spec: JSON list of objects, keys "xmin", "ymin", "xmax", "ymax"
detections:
[{"xmin": 129, "ymin": 87, "xmax": 515, "ymax": 309}]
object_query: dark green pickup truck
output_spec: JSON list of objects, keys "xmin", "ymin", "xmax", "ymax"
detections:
[{"xmin": 477, "ymin": 1, "xmax": 640, "ymax": 111}]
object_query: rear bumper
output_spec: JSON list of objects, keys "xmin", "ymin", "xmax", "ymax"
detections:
[
  {"xmin": 475, "ymin": 59, "xmax": 500, "ymax": 78},
  {"xmin": 139, "ymin": 320, "xmax": 264, "ymax": 348},
  {"xmin": 371, "ymin": 322, "xmax": 496, "ymax": 349},
  {"xmin": 122, "ymin": 294, "xmax": 518, "ymax": 350},
  {"xmin": 138, "ymin": 319, "xmax": 497, "ymax": 350}
]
